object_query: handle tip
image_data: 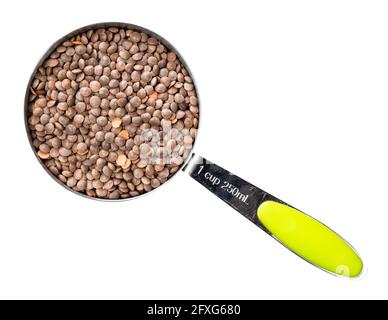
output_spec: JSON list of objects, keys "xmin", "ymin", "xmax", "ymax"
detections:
[{"xmin": 257, "ymin": 201, "xmax": 363, "ymax": 278}]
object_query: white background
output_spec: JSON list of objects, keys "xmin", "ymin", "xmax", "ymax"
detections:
[{"xmin": 0, "ymin": 0, "xmax": 387, "ymax": 300}]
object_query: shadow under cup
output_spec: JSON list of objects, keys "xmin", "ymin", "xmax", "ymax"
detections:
[{"xmin": 24, "ymin": 22, "xmax": 200, "ymax": 201}]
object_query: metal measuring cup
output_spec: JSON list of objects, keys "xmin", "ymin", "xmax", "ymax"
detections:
[{"xmin": 25, "ymin": 22, "xmax": 363, "ymax": 278}]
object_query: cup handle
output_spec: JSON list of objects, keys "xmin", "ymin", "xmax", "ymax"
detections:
[{"xmin": 185, "ymin": 154, "xmax": 363, "ymax": 278}]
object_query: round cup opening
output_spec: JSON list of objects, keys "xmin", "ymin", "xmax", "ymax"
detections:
[{"xmin": 25, "ymin": 22, "xmax": 200, "ymax": 201}]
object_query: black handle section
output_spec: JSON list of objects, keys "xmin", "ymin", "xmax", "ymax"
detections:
[{"xmin": 184, "ymin": 154, "xmax": 279, "ymax": 231}]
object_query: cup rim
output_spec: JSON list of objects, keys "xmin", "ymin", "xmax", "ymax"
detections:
[{"xmin": 24, "ymin": 21, "xmax": 201, "ymax": 202}]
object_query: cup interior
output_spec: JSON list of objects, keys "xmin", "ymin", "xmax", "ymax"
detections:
[{"xmin": 25, "ymin": 22, "xmax": 200, "ymax": 201}]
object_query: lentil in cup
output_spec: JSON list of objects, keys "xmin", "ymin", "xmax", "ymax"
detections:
[{"xmin": 25, "ymin": 23, "xmax": 199, "ymax": 200}]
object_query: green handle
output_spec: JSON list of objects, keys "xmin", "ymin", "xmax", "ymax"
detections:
[{"xmin": 257, "ymin": 201, "xmax": 363, "ymax": 278}]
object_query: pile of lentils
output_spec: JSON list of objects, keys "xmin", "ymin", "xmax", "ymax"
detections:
[{"xmin": 27, "ymin": 26, "xmax": 199, "ymax": 199}]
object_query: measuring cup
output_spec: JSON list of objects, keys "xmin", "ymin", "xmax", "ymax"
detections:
[{"xmin": 25, "ymin": 22, "xmax": 363, "ymax": 278}]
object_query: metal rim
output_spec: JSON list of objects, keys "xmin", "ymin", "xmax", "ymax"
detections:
[{"xmin": 24, "ymin": 22, "xmax": 201, "ymax": 202}]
